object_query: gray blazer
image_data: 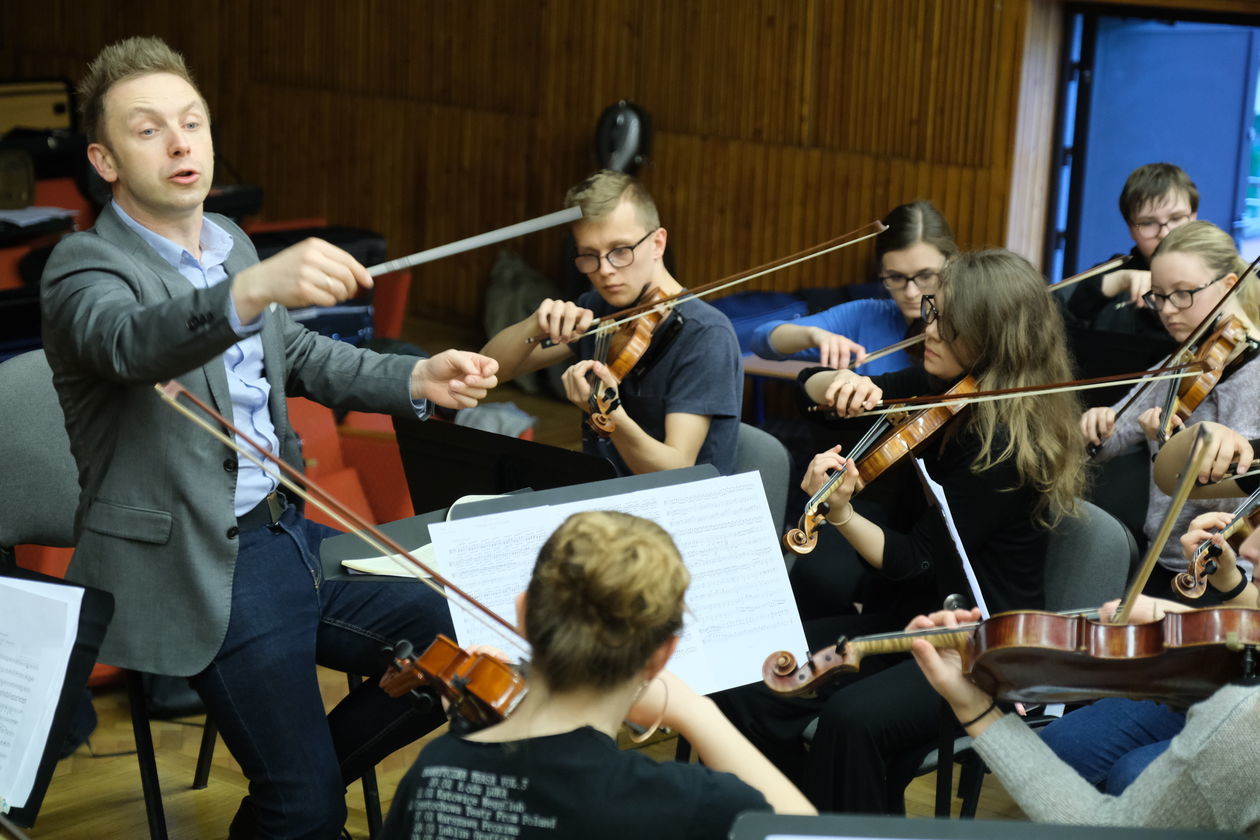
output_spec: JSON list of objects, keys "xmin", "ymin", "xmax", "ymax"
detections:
[{"xmin": 41, "ymin": 204, "xmax": 420, "ymax": 675}]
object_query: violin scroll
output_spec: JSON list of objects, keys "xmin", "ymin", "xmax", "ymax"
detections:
[
  {"xmin": 783, "ymin": 508, "xmax": 826, "ymax": 555},
  {"xmin": 1173, "ymin": 541, "xmax": 1221, "ymax": 600}
]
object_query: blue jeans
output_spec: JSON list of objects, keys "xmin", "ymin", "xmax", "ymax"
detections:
[
  {"xmin": 187, "ymin": 506, "xmax": 453, "ymax": 839},
  {"xmin": 1039, "ymin": 698, "xmax": 1185, "ymax": 794}
]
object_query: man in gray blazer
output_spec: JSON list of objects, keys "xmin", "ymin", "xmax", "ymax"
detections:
[{"xmin": 41, "ymin": 37, "xmax": 499, "ymax": 839}]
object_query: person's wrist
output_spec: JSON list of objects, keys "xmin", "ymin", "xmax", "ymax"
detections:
[
  {"xmin": 1211, "ymin": 567, "xmax": 1250, "ymax": 600},
  {"xmin": 408, "ymin": 359, "xmax": 428, "ymax": 401},
  {"xmin": 957, "ymin": 700, "xmax": 999, "ymax": 730}
]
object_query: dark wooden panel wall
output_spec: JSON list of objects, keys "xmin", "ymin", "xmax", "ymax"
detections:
[{"xmin": 2, "ymin": 0, "xmax": 1039, "ymax": 327}]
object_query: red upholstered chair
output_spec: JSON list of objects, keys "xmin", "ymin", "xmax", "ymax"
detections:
[
  {"xmin": 285, "ymin": 397, "xmax": 379, "ymax": 527},
  {"xmin": 370, "ymin": 269, "xmax": 411, "ymax": 340}
]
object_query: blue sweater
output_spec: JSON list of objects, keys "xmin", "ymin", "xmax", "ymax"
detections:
[{"xmin": 749, "ymin": 297, "xmax": 911, "ymax": 375}]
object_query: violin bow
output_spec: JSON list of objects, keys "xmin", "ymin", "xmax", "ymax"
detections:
[
  {"xmin": 847, "ymin": 256, "xmax": 1131, "ymax": 371},
  {"xmin": 367, "ymin": 207, "xmax": 581, "ymax": 277},
  {"xmin": 1106, "ymin": 251, "xmax": 1260, "ymax": 424},
  {"xmin": 527, "ymin": 220, "xmax": 889, "ymax": 346},
  {"xmin": 807, "ymin": 361, "xmax": 1208, "ymax": 417},
  {"xmin": 153, "ymin": 381, "xmax": 530, "ymax": 655},
  {"xmin": 1113, "ymin": 425, "xmax": 1212, "ymax": 625}
]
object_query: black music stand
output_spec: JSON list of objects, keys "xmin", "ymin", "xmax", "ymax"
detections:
[
  {"xmin": 730, "ymin": 812, "xmax": 1246, "ymax": 840},
  {"xmin": 392, "ymin": 416, "xmax": 617, "ymax": 514},
  {"xmin": 0, "ymin": 565, "xmax": 113, "ymax": 829}
]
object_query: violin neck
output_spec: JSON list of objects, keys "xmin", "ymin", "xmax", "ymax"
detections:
[
  {"xmin": 845, "ymin": 626, "xmax": 971, "ymax": 660},
  {"xmin": 805, "ymin": 416, "xmax": 890, "ymax": 514}
]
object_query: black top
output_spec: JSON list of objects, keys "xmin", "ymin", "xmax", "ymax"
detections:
[
  {"xmin": 380, "ymin": 726, "xmax": 769, "ymax": 840},
  {"xmin": 1062, "ymin": 246, "xmax": 1173, "ymax": 342},
  {"xmin": 800, "ymin": 366, "xmax": 1049, "ymax": 613}
]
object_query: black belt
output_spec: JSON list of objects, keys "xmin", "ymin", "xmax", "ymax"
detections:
[{"xmin": 237, "ymin": 491, "xmax": 287, "ymax": 531}]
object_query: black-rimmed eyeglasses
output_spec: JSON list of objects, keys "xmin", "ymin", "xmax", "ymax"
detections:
[
  {"xmin": 573, "ymin": 228, "xmax": 658, "ymax": 274},
  {"xmin": 1140, "ymin": 274, "xmax": 1226, "ymax": 311},
  {"xmin": 880, "ymin": 269, "xmax": 942, "ymax": 292},
  {"xmin": 920, "ymin": 294, "xmax": 939, "ymax": 324}
]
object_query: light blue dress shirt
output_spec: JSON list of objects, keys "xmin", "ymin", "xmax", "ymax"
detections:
[{"xmin": 114, "ymin": 202, "xmax": 284, "ymax": 515}]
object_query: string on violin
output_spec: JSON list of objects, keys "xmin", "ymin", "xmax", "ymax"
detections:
[
  {"xmin": 584, "ymin": 284, "xmax": 675, "ymax": 437},
  {"xmin": 527, "ymin": 220, "xmax": 888, "ymax": 348},
  {"xmin": 1094, "ymin": 251, "xmax": 1260, "ymax": 457},
  {"xmin": 784, "ymin": 375, "xmax": 977, "ymax": 555},
  {"xmin": 1153, "ymin": 314, "xmax": 1260, "ymax": 445},
  {"xmin": 154, "ymin": 381, "xmax": 530, "ymax": 727},
  {"xmin": 1174, "ymin": 483, "xmax": 1260, "ymax": 600},
  {"xmin": 805, "ymin": 362, "xmax": 1207, "ymax": 419},
  {"xmin": 852, "ymin": 255, "xmax": 1133, "ymax": 370}
]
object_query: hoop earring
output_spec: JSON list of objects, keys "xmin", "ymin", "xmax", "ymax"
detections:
[{"xmin": 627, "ymin": 676, "xmax": 669, "ymax": 744}]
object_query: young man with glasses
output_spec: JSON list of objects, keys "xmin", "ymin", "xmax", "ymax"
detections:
[
  {"xmin": 1064, "ymin": 162, "xmax": 1199, "ymax": 339},
  {"xmin": 480, "ymin": 170, "xmax": 742, "ymax": 476}
]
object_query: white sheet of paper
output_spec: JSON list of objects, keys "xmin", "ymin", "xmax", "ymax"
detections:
[
  {"xmin": 428, "ymin": 472, "xmax": 807, "ymax": 696},
  {"xmin": 0, "ymin": 577, "xmax": 83, "ymax": 813},
  {"xmin": 338, "ymin": 495, "xmax": 505, "ymax": 577},
  {"xmin": 913, "ymin": 458, "xmax": 990, "ymax": 619}
]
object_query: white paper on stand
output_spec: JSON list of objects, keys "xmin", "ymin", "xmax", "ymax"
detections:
[
  {"xmin": 428, "ymin": 472, "xmax": 807, "ymax": 696},
  {"xmin": 0, "ymin": 578, "xmax": 83, "ymax": 813}
]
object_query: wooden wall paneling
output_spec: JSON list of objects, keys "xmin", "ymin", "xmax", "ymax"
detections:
[{"xmin": 0, "ymin": 0, "xmax": 1049, "ymax": 325}]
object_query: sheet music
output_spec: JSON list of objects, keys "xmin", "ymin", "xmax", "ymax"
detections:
[
  {"xmin": 428, "ymin": 472, "xmax": 807, "ymax": 696},
  {"xmin": 0, "ymin": 578, "xmax": 82, "ymax": 813},
  {"xmin": 912, "ymin": 459, "xmax": 990, "ymax": 618}
]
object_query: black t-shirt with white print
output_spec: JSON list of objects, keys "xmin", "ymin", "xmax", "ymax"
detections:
[{"xmin": 380, "ymin": 726, "xmax": 768, "ymax": 840}]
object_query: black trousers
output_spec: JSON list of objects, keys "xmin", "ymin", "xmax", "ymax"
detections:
[{"xmin": 715, "ymin": 614, "xmax": 946, "ymax": 814}]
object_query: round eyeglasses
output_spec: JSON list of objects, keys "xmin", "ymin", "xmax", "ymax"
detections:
[
  {"xmin": 573, "ymin": 228, "xmax": 658, "ymax": 275},
  {"xmin": 1140, "ymin": 274, "xmax": 1226, "ymax": 311}
]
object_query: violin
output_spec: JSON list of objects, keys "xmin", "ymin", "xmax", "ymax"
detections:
[
  {"xmin": 154, "ymin": 381, "xmax": 530, "ymax": 731},
  {"xmin": 1156, "ymin": 314, "xmax": 1260, "ymax": 444},
  {"xmin": 1174, "ymin": 484, "xmax": 1260, "ymax": 600},
  {"xmin": 784, "ymin": 375, "xmax": 977, "ymax": 555},
  {"xmin": 586, "ymin": 284, "xmax": 675, "ymax": 437},
  {"xmin": 1094, "ymin": 253, "xmax": 1260, "ymax": 457},
  {"xmin": 762, "ymin": 607, "xmax": 1260, "ymax": 706},
  {"xmin": 379, "ymin": 635, "xmax": 528, "ymax": 731}
]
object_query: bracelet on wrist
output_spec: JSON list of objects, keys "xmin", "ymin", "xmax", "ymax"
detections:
[
  {"xmin": 958, "ymin": 701, "xmax": 997, "ymax": 729},
  {"xmin": 824, "ymin": 503, "xmax": 854, "ymax": 527}
]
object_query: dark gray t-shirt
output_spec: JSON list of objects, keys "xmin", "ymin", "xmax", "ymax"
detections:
[
  {"xmin": 381, "ymin": 727, "xmax": 769, "ymax": 840},
  {"xmin": 573, "ymin": 291, "xmax": 742, "ymax": 476}
]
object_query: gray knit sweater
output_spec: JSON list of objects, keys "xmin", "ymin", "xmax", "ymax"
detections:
[
  {"xmin": 1095, "ymin": 353, "xmax": 1260, "ymax": 575},
  {"xmin": 972, "ymin": 683, "xmax": 1260, "ymax": 836}
]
